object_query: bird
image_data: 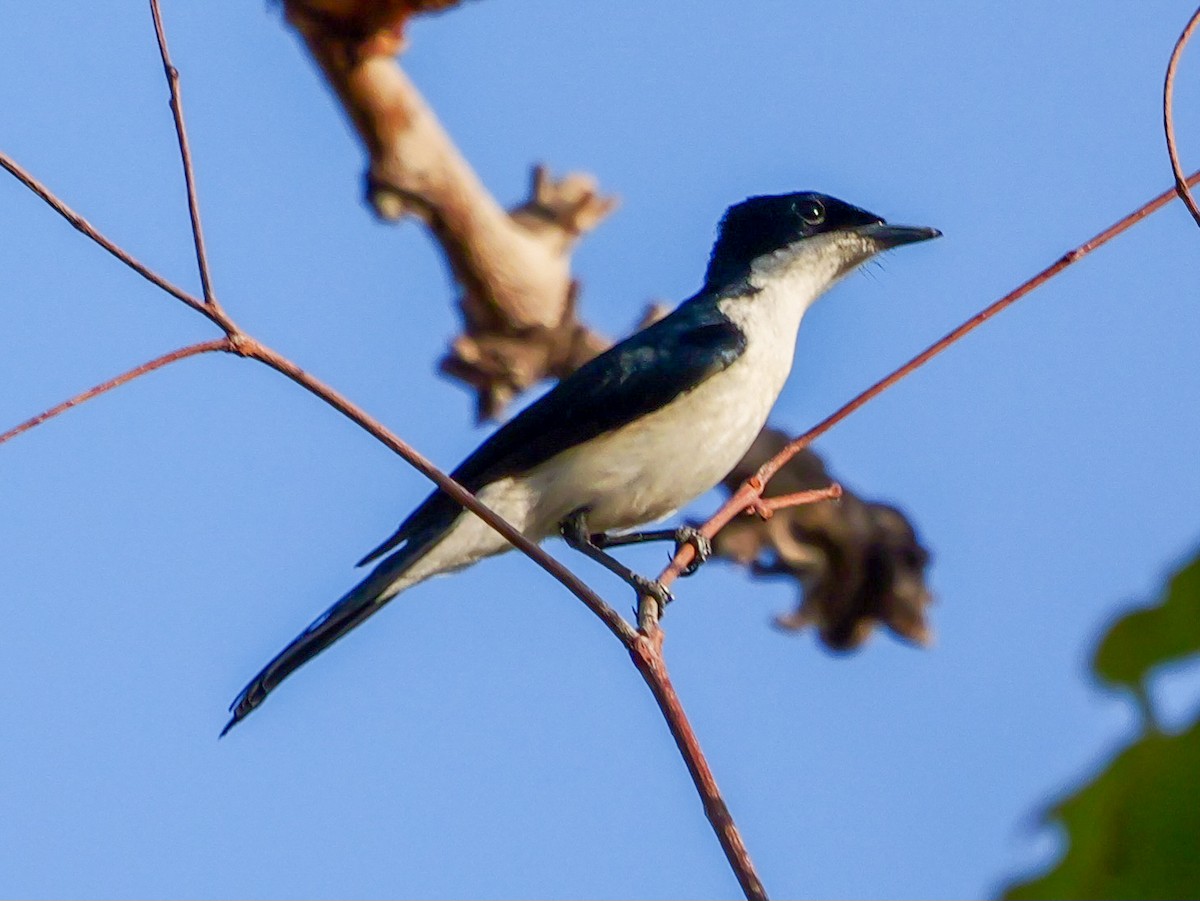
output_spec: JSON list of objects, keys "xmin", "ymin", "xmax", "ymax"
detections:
[{"xmin": 221, "ymin": 191, "xmax": 940, "ymax": 735}]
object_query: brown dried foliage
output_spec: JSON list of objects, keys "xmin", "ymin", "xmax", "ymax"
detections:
[
  {"xmin": 285, "ymin": 0, "xmax": 617, "ymax": 419},
  {"xmin": 715, "ymin": 430, "xmax": 933, "ymax": 650}
]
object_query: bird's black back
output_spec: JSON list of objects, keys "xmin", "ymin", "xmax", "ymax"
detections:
[{"xmin": 357, "ymin": 298, "xmax": 747, "ymax": 566}]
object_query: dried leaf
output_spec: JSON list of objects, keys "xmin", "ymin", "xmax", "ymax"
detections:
[{"xmin": 714, "ymin": 429, "xmax": 933, "ymax": 650}]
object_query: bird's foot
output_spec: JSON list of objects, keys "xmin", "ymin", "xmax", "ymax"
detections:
[
  {"xmin": 673, "ymin": 526, "xmax": 712, "ymax": 577},
  {"xmin": 631, "ymin": 573, "xmax": 674, "ymax": 607}
]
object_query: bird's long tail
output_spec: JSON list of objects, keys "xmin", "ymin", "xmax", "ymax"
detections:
[{"xmin": 220, "ymin": 534, "xmax": 436, "ymax": 737}]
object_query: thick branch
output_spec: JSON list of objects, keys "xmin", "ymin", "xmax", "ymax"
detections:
[{"xmin": 283, "ymin": 0, "xmax": 615, "ymax": 418}]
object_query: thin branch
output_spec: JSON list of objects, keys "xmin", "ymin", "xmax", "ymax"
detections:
[
  {"xmin": 759, "ymin": 171, "xmax": 1200, "ymax": 486},
  {"xmin": 749, "ymin": 483, "xmax": 843, "ymax": 519},
  {"xmin": 1165, "ymin": 5, "xmax": 1200, "ymax": 227},
  {"xmin": 149, "ymin": 0, "xmax": 220, "ymax": 306},
  {"xmin": 657, "ymin": 167, "xmax": 1200, "ymax": 588},
  {"xmin": 0, "ymin": 151, "xmax": 211, "ymax": 319},
  {"xmin": 628, "ymin": 637, "xmax": 769, "ymax": 901},
  {"xmin": 636, "ymin": 168, "xmax": 1200, "ymax": 891},
  {"xmin": 0, "ymin": 147, "xmax": 630, "ymax": 646},
  {"xmin": 0, "ymin": 339, "xmax": 231, "ymax": 446}
]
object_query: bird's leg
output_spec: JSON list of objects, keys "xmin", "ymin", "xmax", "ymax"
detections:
[
  {"xmin": 590, "ymin": 525, "xmax": 713, "ymax": 577},
  {"xmin": 560, "ymin": 509, "xmax": 674, "ymax": 606}
]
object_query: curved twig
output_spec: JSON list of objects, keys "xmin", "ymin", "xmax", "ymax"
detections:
[
  {"xmin": 750, "ymin": 483, "xmax": 843, "ymax": 519},
  {"xmin": 0, "ymin": 339, "xmax": 232, "ymax": 446},
  {"xmin": 1165, "ymin": 6, "xmax": 1200, "ymax": 227}
]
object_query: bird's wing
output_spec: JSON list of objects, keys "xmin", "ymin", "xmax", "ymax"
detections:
[
  {"xmin": 357, "ymin": 301, "xmax": 747, "ymax": 566},
  {"xmin": 221, "ymin": 301, "xmax": 746, "ymax": 735}
]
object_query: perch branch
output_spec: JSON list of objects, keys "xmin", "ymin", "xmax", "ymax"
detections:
[
  {"xmin": 265, "ymin": 10, "xmax": 765, "ymax": 886},
  {"xmin": 238, "ymin": 336, "xmax": 637, "ymax": 645}
]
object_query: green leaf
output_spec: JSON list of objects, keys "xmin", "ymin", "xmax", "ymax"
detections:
[
  {"xmin": 1092, "ymin": 554, "xmax": 1200, "ymax": 697},
  {"xmin": 1002, "ymin": 719, "xmax": 1200, "ymax": 900},
  {"xmin": 1002, "ymin": 549, "xmax": 1200, "ymax": 900}
]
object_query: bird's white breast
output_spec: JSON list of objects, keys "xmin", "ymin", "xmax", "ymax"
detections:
[{"xmin": 518, "ymin": 246, "xmax": 839, "ymax": 537}]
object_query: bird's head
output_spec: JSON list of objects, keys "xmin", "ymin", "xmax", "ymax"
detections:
[{"xmin": 704, "ymin": 192, "xmax": 940, "ymax": 292}]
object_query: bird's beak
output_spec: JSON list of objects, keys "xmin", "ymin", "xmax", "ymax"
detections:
[{"xmin": 857, "ymin": 222, "xmax": 942, "ymax": 249}]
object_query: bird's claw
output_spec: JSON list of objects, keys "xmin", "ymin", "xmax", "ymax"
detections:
[
  {"xmin": 632, "ymin": 574, "xmax": 674, "ymax": 607},
  {"xmin": 673, "ymin": 526, "xmax": 712, "ymax": 577}
]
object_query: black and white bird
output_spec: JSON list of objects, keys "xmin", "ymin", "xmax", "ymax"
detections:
[{"xmin": 222, "ymin": 191, "xmax": 939, "ymax": 735}]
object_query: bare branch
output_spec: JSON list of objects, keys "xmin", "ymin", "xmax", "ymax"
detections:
[
  {"xmin": 0, "ymin": 144, "xmax": 634, "ymax": 647},
  {"xmin": 0, "ymin": 85, "xmax": 629, "ymax": 655},
  {"xmin": 0, "ymin": 339, "xmax": 232, "ymax": 447},
  {"xmin": 3, "ymin": 108, "xmax": 758, "ymax": 895},
  {"xmin": 245, "ymin": 329, "xmax": 767, "ymax": 892},
  {"xmin": 1165, "ymin": 5, "xmax": 1200, "ymax": 228},
  {"xmin": 748, "ymin": 483, "xmax": 843, "ymax": 520},
  {"xmin": 0, "ymin": 151, "xmax": 210, "ymax": 318},
  {"xmin": 638, "ymin": 169, "xmax": 1200, "ymax": 821},
  {"xmin": 627, "ymin": 634, "xmax": 769, "ymax": 901},
  {"xmin": 149, "ymin": 0, "xmax": 220, "ymax": 307}
]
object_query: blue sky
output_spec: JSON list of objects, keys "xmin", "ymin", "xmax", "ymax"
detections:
[{"xmin": 2, "ymin": 2, "xmax": 1199, "ymax": 898}]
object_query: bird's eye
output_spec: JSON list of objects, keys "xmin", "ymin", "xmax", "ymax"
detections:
[{"xmin": 798, "ymin": 199, "xmax": 826, "ymax": 226}]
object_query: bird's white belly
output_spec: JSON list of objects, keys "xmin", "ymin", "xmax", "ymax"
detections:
[
  {"xmin": 523, "ymin": 344, "xmax": 791, "ymax": 535},
  {"xmin": 396, "ymin": 344, "xmax": 790, "ymax": 592}
]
